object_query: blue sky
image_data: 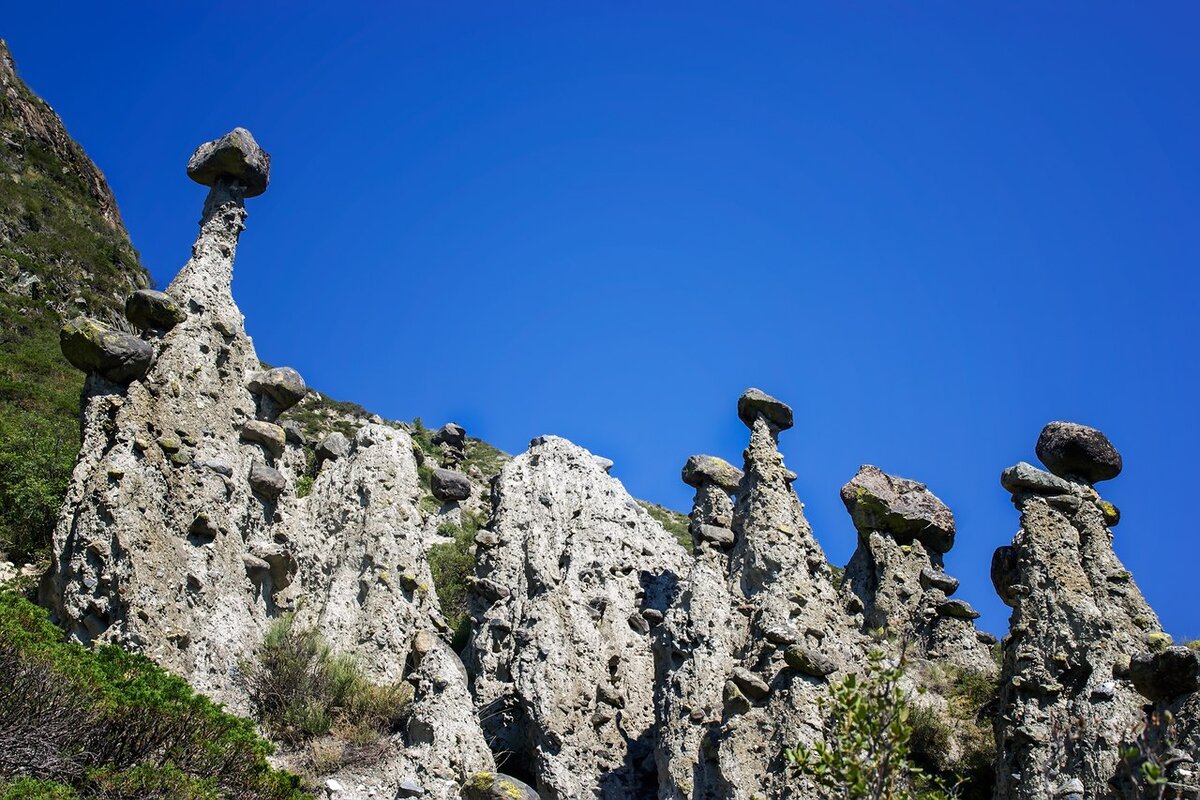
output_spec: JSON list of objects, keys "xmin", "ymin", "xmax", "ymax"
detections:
[{"xmin": 5, "ymin": 3, "xmax": 1199, "ymax": 637}]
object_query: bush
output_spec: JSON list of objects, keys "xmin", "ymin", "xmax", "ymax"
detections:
[
  {"xmin": 787, "ymin": 650, "xmax": 957, "ymax": 800},
  {"xmin": 0, "ymin": 591, "xmax": 307, "ymax": 800},
  {"xmin": 241, "ymin": 614, "xmax": 412, "ymax": 766},
  {"xmin": 428, "ymin": 514, "xmax": 484, "ymax": 652}
]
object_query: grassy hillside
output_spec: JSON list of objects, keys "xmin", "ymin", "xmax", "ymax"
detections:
[{"xmin": 0, "ymin": 39, "xmax": 148, "ymax": 563}]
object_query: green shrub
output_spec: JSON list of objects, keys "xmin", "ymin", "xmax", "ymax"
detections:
[
  {"xmin": 637, "ymin": 501, "xmax": 692, "ymax": 552},
  {"xmin": 0, "ymin": 779, "xmax": 80, "ymax": 799},
  {"xmin": 0, "ymin": 592, "xmax": 306, "ymax": 799},
  {"xmin": 295, "ymin": 476, "xmax": 313, "ymax": 498},
  {"xmin": 428, "ymin": 514, "xmax": 484, "ymax": 652},
  {"xmin": 242, "ymin": 614, "xmax": 411, "ymax": 759}
]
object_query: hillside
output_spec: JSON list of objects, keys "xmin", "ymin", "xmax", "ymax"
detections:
[{"xmin": 0, "ymin": 39, "xmax": 147, "ymax": 562}]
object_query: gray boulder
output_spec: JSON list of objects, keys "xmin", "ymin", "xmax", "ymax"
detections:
[
  {"xmin": 186, "ymin": 127, "xmax": 270, "ymax": 197},
  {"xmin": 248, "ymin": 462, "xmax": 285, "ymax": 501},
  {"xmin": 695, "ymin": 523, "xmax": 735, "ymax": 548},
  {"xmin": 431, "ymin": 467, "xmax": 471, "ymax": 502},
  {"xmin": 60, "ymin": 316, "xmax": 152, "ymax": 384},
  {"xmin": 1001, "ymin": 461, "xmax": 1077, "ymax": 496},
  {"xmin": 784, "ymin": 646, "xmax": 837, "ymax": 677},
  {"xmin": 1130, "ymin": 647, "xmax": 1200, "ymax": 702},
  {"xmin": 431, "ymin": 422, "xmax": 466, "ymax": 449},
  {"xmin": 247, "ymin": 367, "xmax": 307, "ymax": 412},
  {"xmin": 125, "ymin": 289, "xmax": 186, "ymax": 332},
  {"xmin": 240, "ymin": 420, "xmax": 286, "ymax": 457},
  {"xmin": 681, "ymin": 454, "xmax": 743, "ymax": 492},
  {"xmin": 736, "ymin": 387, "xmax": 793, "ymax": 430},
  {"xmin": 1035, "ymin": 421, "xmax": 1122, "ymax": 483},
  {"xmin": 840, "ymin": 465, "xmax": 955, "ymax": 553},
  {"xmin": 990, "ymin": 545, "xmax": 1021, "ymax": 607},
  {"xmin": 316, "ymin": 431, "xmax": 350, "ymax": 463}
]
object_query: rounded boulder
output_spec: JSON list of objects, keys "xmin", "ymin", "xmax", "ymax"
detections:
[{"xmin": 1035, "ymin": 421, "xmax": 1122, "ymax": 484}]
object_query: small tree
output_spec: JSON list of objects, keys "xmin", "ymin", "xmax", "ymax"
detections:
[{"xmin": 786, "ymin": 650, "xmax": 933, "ymax": 800}]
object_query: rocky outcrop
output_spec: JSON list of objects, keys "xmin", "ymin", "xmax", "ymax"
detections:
[
  {"xmin": 991, "ymin": 422, "xmax": 1175, "ymax": 800},
  {"xmin": 467, "ymin": 435, "xmax": 689, "ymax": 800},
  {"xmin": 841, "ymin": 465, "xmax": 994, "ymax": 674},
  {"xmin": 42, "ymin": 129, "xmax": 494, "ymax": 800}
]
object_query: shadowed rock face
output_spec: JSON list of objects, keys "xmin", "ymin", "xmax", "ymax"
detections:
[{"xmin": 990, "ymin": 427, "xmax": 1174, "ymax": 800}]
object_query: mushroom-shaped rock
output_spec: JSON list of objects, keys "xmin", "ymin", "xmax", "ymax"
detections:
[
  {"xmin": 682, "ymin": 454, "xmax": 744, "ymax": 493},
  {"xmin": 248, "ymin": 462, "xmax": 285, "ymax": 501},
  {"xmin": 1129, "ymin": 647, "xmax": 1200, "ymax": 702},
  {"xmin": 316, "ymin": 431, "xmax": 350, "ymax": 463},
  {"xmin": 247, "ymin": 367, "xmax": 307, "ymax": 412},
  {"xmin": 186, "ymin": 127, "xmax": 270, "ymax": 197},
  {"xmin": 125, "ymin": 289, "xmax": 186, "ymax": 332},
  {"xmin": 736, "ymin": 387, "xmax": 793, "ymax": 430},
  {"xmin": 1035, "ymin": 421, "xmax": 1122, "ymax": 484},
  {"xmin": 461, "ymin": 772, "xmax": 540, "ymax": 800},
  {"xmin": 431, "ymin": 467, "xmax": 471, "ymax": 502},
  {"xmin": 1001, "ymin": 461, "xmax": 1077, "ymax": 496},
  {"xmin": 240, "ymin": 420, "xmax": 286, "ymax": 457},
  {"xmin": 840, "ymin": 465, "xmax": 955, "ymax": 554},
  {"xmin": 60, "ymin": 316, "xmax": 152, "ymax": 384},
  {"xmin": 431, "ymin": 422, "xmax": 467, "ymax": 449}
]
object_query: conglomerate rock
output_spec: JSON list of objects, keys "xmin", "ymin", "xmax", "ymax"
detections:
[
  {"xmin": 467, "ymin": 435, "xmax": 689, "ymax": 800},
  {"xmin": 991, "ymin": 430, "xmax": 1174, "ymax": 800},
  {"xmin": 43, "ymin": 130, "xmax": 494, "ymax": 800}
]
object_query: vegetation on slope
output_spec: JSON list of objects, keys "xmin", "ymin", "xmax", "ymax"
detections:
[
  {"xmin": 0, "ymin": 41, "xmax": 148, "ymax": 564},
  {"xmin": 0, "ymin": 591, "xmax": 307, "ymax": 800}
]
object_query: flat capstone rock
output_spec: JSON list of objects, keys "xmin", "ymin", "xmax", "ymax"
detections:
[
  {"xmin": 681, "ymin": 454, "xmax": 743, "ymax": 492},
  {"xmin": 186, "ymin": 127, "xmax": 271, "ymax": 197},
  {"xmin": 60, "ymin": 316, "xmax": 153, "ymax": 385},
  {"xmin": 737, "ymin": 387, "xmax": 794, "ymax": 430}
]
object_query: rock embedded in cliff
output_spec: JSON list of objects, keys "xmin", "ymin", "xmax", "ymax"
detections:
[
  {"xmin": 240, "ymin": 420, "xmax": 286, "ymax": 457},
  {"xmin": 841, "ymin": 464, "xmax": 955, "ymax": 553},
  {"xmin": 430, "ymin": 467, "xmax": 471, "ymax": 502},
  {"xmin": 247, "ymin": 367, "xmax": 307, "ymax": 413},
  {"xmin": 316, "ymin": 431, "xmax": 350, "ymax": 464},
  {"xmin": 990, "ymin": 545, "xmax": 1021, "ymax": 607},
  {"xmin": 249, "ymin": 462, "xmax": 285, "ymax": 500},
  {"xmin": 736, "ymin": 386, "xmax": 793, "ymax": 430},
  {"xmin": 1129, "ymin": 647, "xmax": 1200, "ymax": 702},
  {"xmin": 1035, "ymin": 421, "xmax": 1122, "ymax": 484},
  {"xmin": 461, "ymin": 773, "xmax": 540, "ymax": 800},
  {"xmin": 125, "ymin": 289, "xmax": 186, "ymax": 331},
  {"xmin": 431, "ymin": 422, "xmax": 466, "ymax": 449},
  {"xmin": 60, "ymin": 316, "xmax": 153, "ymax": 384},
  {"xmin": 186, "ymin": 127, "xmax": 271, "ymax": 197},
  {"xmin": 784, "ymin": 645, "xmax": 837, "ymax": 677},
  {"xmin": 681, "ymin": 453, "xmax": 743, "ymax": 492},
  {"xmin": 1001, "ymin": 461, "xmax": 1077, "ymax": 496}
]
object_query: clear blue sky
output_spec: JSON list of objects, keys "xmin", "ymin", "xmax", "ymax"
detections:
[{"xmin": 6, "ymin": 4, "xmax": 1199, "ymax": 638}]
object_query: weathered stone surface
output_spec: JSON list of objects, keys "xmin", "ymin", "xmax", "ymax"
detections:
[
  {"xmin": 240, "ymin": 420, "xmax": 286, "ymax": 457},
  {"xmin": 247, "ymin": 367, "xmax": 307, "ymax": 414},
  {"xmin": 469, "ymin": 436, "xmax": 687, "ymax": 800},
  {"xmin": 431, "ymin": 468, "xmax": 471, "ymax": 502},
  {"xmin": 125, "ymin": 289, "xmax": 186, "ymax": 331},
  {"xmin": 60, "ymin": 316, "xmax": 152, "ymax": 384},
  {"xmin": 431, "ymin": 422, "xmax": 466, "ymax": 449},
  {"xmin": 186, "ymin": 127, "xmax": 270, "ymax": 197},
  {"xmin": 919, "ymin": 566, "xmax": 959, "ymax": 595},
  {"xmin": 936, "ymin": 598, "xmax": 979, "ymax": 620},
  {"xmin": 1130, "ymin": 647, "xmax": 1200, "ymax": 702},
  {"xmin": 695, "ymin": 523, "xmax": 735, "ymax": 547},
  {"xmin": 736, "ymin": 386, "xmax": 793, "ymax": 430},
  {"xmin": 784, "ymin": 645, "xmax": 836, "ymax": 677},
  {"xmin": 1001, "ymin": 461, "xmax": 1077, "ymax": 496},
  {"xmin": 44, "ymin": 136, "xmax": 496, "ymax": 800},
  {"xmin": 681, "ymin": 454, "xmax": 743, "ymax": 492},
  {"xmin": 248, "ymin": 462, "xmax": 285, "ymax": 500},
  {"xmin": 993, "ymin": 428, "xmax": 1161, "ymax": 800},
  {"xmin": 841, "ymin": 464, "xmax": 955, "ymax": 553},
  {"xmin": 316, "ymin": 431, "xmax": 350, "ymax": 463},
  {"xmin": 460, "ymin": 773, "xmax": 540, "ymax": 800},
  {"xmin": 1035, "ymin": 421, "xmax": 1122, "ymax": 484}
]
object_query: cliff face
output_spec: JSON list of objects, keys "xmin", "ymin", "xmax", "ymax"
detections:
[{"xmin": 16, "ymin": 55, "xmax": 1199, "ymax": 800}]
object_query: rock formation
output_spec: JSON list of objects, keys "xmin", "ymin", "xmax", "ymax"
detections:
[
  {"xmin": 467, "ymin": 435, "xmax": 689, "ymax": 799},
  {"xmin": 990, "ymin": 422, "xmax": 1193, "ymax": 800},
  {"xmin": 43, "ymin": 129, "xmax": 495, "ymax": 799},
  {"xmin": 841, "ymin": 465, "xmax": 995, "ymax": 674}
]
